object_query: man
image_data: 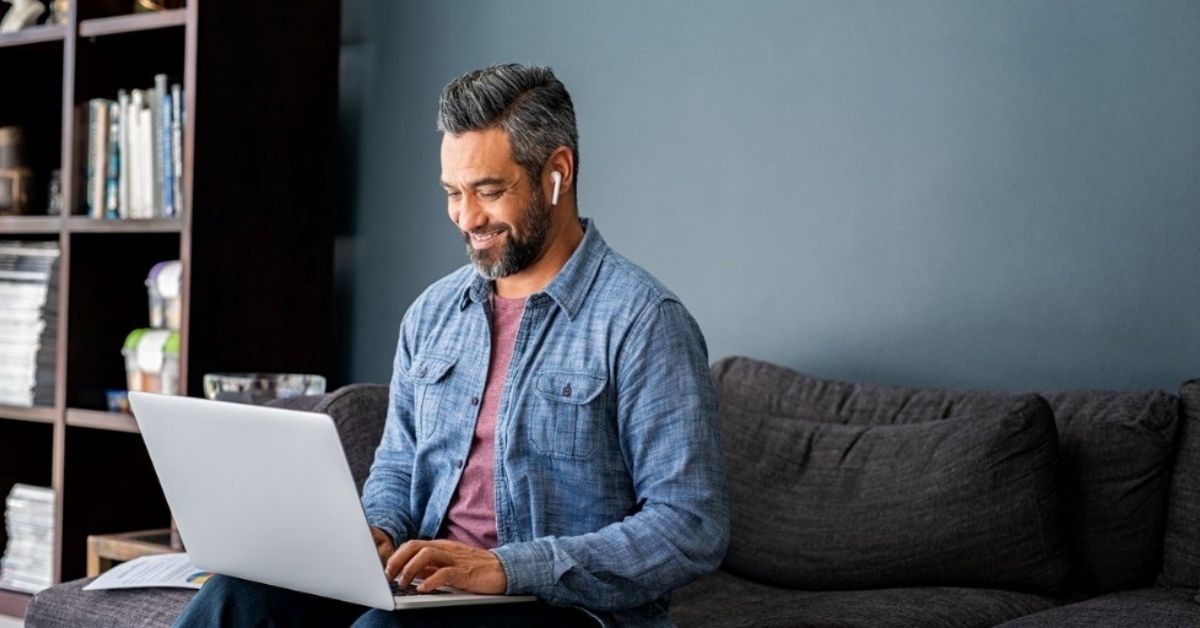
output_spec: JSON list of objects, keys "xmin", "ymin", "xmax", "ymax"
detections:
[{"xmin": 175, "ymin": 63, "xmax": 727, "ymax": 627}]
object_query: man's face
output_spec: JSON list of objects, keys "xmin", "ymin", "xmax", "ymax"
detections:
[{"xmin": 440, "ymin": 128, "xmax": 551, "ymax": 280}]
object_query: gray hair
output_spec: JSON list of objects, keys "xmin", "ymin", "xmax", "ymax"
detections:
[{"xmin": 437, "ymin": 64, "xmax": 579, "ymax": 189}]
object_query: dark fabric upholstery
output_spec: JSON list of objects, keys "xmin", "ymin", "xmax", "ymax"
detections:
[
  {"xmin": 27, "ymin": 576, "xmax": 194, "ymax": 628},
  {"xmin": 712, "ymin": 357, "xmax": 1180, "ymax": 595},
  {"xmin": 25, "ymin": 385, "xmax": 390, "ymax": 628},
  {"xmin": 994, "ymin": 587, "xmax": 1200, "ymax": 627},
  {"xmin": 1163, "ymin": 379, "xmax": 1200, "ymax": 588},
  {"xmin": 1040, "ymin": 388, "xmax": 1179, "ymax": 593},
  {"xmin": 669, "ymin": 570, "xmax": 1060, "ymax": 628},
  {"xmin": 719, "ymin": 391, "xmax": 1069, "ymax": 592},
  {"xmin": 715, "ymin": 393, "xmax": 1065, "ymax": 595}
]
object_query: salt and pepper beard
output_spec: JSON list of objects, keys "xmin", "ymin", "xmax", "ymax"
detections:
[{"xmin": 463, "ymin": 182, "xmax": 553, "ymax": 280}]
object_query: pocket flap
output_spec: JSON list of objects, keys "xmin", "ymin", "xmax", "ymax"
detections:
[
  {"xmin": 410, "ymin": 355, "xmax": 455, "ymax": 383},
  {"xmin": 535, "ymin": 371, "xmax": 606, "ymax": 405}
]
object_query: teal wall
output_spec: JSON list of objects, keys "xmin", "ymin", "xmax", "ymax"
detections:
[{"xmin": 337, "ymin": 0, "xmax": 1200, "ymax": 391}]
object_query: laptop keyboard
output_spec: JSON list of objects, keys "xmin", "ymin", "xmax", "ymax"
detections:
[{"xmin": 391, "ymin": 580, "xmax": 451, "ymax": 596}]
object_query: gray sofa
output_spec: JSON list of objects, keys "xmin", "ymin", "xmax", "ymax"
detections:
[{"xmin": 26, "ymin": 359, "xmax": 1200, "ymax": 627}]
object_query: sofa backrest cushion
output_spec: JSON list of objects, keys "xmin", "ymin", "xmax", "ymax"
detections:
[
  {"xmin": 1163, "ymin": 379, "xmax": 1200, "ymax": 588},
  {"xmin": 267, "ymin": 383, "xmax": 389, "ymax": 493},
  {"xmin": 714, "ymin": 358, "xmax": 1070, "ymax": 592},
  {"xmin": 1040, "ymin": 388, "xmax": 1179, "ymax": 593}
]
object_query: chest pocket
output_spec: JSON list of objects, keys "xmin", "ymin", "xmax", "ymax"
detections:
[
  {"xmin": 530, "ymin": 370, "xmax": 608, "ymax": 459},
  {"xmin": 410, "ymin": 355, "xmax": 456, "ymax": 439}
]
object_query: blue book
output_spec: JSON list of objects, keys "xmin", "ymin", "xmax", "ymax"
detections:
[{"xmin": 105, "ymin": 101, "xmax": 120, "ymax": 219}]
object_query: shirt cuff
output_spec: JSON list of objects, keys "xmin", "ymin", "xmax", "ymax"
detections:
[
  {"xmin": 365, "ymin": 516, "xmax": 401, "ymax": 548},
  {"xmin": 492, "ymin": 539, "xmax": 556, "ymax": 594}
]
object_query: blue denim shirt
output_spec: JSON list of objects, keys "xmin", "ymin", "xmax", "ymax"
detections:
[{"xmin": 361, "ymin": 219, "xmax": 729, "ymax": 626}]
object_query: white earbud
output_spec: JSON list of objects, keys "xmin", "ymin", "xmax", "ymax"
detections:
[{"xmin": 551, "ymin": 171, "xmax": 563, "ymax": 205}]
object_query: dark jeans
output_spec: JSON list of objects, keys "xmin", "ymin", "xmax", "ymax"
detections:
[{"xmin": 172, "ymin": 574, "xmax": 598, "ymax": 627}]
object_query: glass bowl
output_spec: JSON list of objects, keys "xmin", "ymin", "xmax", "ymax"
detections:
[{"xmin": 202, "ymin": 372, "xmax": 326, "ymax": 405}]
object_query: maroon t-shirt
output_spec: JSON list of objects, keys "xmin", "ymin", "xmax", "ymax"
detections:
[{"xmin": 440, "ymin": 293, "xmax": 525, "ymax": 548}]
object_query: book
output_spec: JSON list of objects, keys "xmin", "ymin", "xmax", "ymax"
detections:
[
  {"xmin": 152, "ymin": 74, "xmax": 166, "ymax": 218},
  {"xmin": 85, "ymin": 99, "xmax": 112, "ymax": 218},
  {"xmin": 158, "ymin": 74, "xmax": 174, "ymax": 218},
  {"xmin": 171, "ymin": 83, "xmax": 184, "ymax": 217},
  {"xmin": 117, "ymin": 89, "xmax": 131, "ymax": 219},
  {"xmin": 105, "ymin": 101, "xmax": 121, "ymax": 219}
]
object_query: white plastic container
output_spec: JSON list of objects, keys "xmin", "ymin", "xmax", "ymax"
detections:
[
  {"xmin": 122, "ymin": 328, "xmax": 180, "ymax": 395},
  {"xmin": 145, "ymin": 261, "xmax": 182, "ymax": 330}
]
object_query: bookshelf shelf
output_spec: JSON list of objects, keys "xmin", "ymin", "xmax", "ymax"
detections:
[
  {"xmin": 0, "ymin": 24, "xmax": 66, "ymax": 49},
  {"xmin": 0, "ymin": 405, "xmax": 57, "ymax": 425},
  {"xmin": 65, "ymin": 408, "xmax": 139, "ymax": 433},
  {"xmin": 78, "ymin": 9, "xmax": 187, "ymax": 38},
  {"xmin": 0, "ymin": 216, "xmax": 62, "ymax": 234},
  {"xmin": 0, "ymin": 587, "xmax": 33, "ymax": 617},
  {"xmin": 65, "ymin": 217, "xmax": 182, "ymax": 233}
]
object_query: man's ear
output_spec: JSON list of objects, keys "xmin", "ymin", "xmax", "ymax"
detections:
[{"xmin": 544, "ymin": 146, "xmax": 575, "ymax": 200}]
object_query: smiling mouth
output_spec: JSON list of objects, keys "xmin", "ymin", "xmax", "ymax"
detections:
[{"xmin": 469, "ymin": 229, "xmax": 505, "ymax": 250}]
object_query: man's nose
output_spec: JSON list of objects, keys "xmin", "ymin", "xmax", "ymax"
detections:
[{"xmin": 456, "ymin": 196, "xmax": 487, "ymax": 233}]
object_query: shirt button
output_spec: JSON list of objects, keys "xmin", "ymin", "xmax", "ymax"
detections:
[
  {"xmin": 418, "ymin": 366, "xmax": 427, "ymax": 377},
  {"xmin": 456, "ymin": 460, "xmax": 464, "ymax": 469},
  {"xmin": 470, "ymin": 396, "xmax": 479, "ymax": 406}
]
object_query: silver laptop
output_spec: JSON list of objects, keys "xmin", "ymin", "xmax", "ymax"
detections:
[{"xmin": 128, "ymin": 391, "xmax": 536, "ymax": 610}]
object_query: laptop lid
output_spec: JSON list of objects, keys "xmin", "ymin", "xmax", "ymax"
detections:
[{"xmin": 129, "ymin": 392, "xmax": 396, "ymax": 609}]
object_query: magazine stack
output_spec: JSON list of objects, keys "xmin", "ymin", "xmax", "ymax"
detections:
[
  {"xmin": 0, "ymin": 483, "xmax": 55, "ymax": 593},
  {"xmin": 0, "ymin": 241, "xmax": 59, "ymax": 407}
]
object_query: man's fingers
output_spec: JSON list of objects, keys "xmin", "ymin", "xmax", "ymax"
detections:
[
  {"xmin": 385, "ymin": 541, "xmax": 425, "ymax": 581},
  {"xmin": 416, "ymin": 566, "xmax": 461, "ymax": 592},
  {"xmin": 398, "ymin": 547, "xmax": 446, "ymax": 587}
]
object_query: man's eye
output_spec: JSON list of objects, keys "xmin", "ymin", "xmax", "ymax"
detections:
[
  {"xmin": 479, "ymin": 190, "xmax": 502, "ymax": 200},
  {"xmin": 446, "ymin": 190, "xmax": 461, "ymax": 199}
]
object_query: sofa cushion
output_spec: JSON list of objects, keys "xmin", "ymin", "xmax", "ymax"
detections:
[
  {"xmin": 1163, "ymin": 379, "xmax": 1200, "ymax": 588},
  {"xmin": 716, "ymin": 364, "xmax": 1068, "ymax": 592},
  {"xmin": 1040, "ymin": 388, "xmax": 1178, "ymax": 593},
  {"xmin": 993, "ymin": 586, "xmax": 1200, "ymax": 627},
  {"xmin": 670, "ymin": 569, "xmax": 1060, "ymax": 628},
  {"xmin": 26, "ymin": 576, "xmax": 195, "ymax": 628}
]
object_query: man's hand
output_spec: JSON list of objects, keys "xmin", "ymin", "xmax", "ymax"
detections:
[
  {"xmin": 369, "ymin": 527, "xmax": 394, "ymax": 565},
  {"xmin": 385, "ymin": 539, "xmax": 507, "ymax": 594}
]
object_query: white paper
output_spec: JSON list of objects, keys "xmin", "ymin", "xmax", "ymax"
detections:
[{"xmin": 83, "ymin": 553, "xmax": 214, "ymax": 591}]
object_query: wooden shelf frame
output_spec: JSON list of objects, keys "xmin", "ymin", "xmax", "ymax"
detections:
[
  {"xmin": 0, "ymin": 24, "xmax": 67, "ymax": 49},
  {"xmin": 65, "ymin": 217, "xmax": 183, "ymax": 233},
  {"xmin": 65, "ymin": 408, "xmax": 138, "ymax": 433},
  {"xmin": 0, "ymin": 216, "xmax": 62, "ymax": 234},
  {"xmin": 0, "ymin": 587, "xmax": 34, "ymax": 618},
  {"xmin": 0, "ymin": 405, "xmax": 57, "ymax": 425},
  {"xmin": 78, "ymin": 9, "xmax": 188, "ymax": 38}
]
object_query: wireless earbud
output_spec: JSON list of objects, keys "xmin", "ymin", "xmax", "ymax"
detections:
[{"xmin": 551, "ymin": 171, "xmax": 563, "ymax": 205}]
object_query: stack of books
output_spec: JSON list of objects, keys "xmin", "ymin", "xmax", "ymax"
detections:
[
  {"xmin": 0, "ymin": 484, "xmax": 55, "ymax": 594},
  {"xmin": 86, "ymin": 73, "xmax": 185, "ymax": 220},
  {"xmin": 0, "ymin": 241, "xmax": 58, "ymax": 408}
]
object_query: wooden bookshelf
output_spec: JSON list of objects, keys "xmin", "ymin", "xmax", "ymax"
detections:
[
  {"xmin": 0, "ymin": 0, "xmax": 339, "ymax": 618},
  {"xmin": 0, "ymin": 405, "xmax": 57, "ymax": 425},
  {"xmin": 65, "ymin": 408, "xmax": 138, "ymax": 433},
  {"xmin": 0, "ymin": 216, "xmax": 62, "ymax": 234},
  {"xmin": 65, "ymin": 217, "xmax": 182, "ymax": 233},
  {"xmin": 0, "ymin": 588, "xmax": 33, "ymax": 618},
  {"xmin": 0, "ymin": 24, "xmax": 66, "ymax": 48},
  {"xmin": 78, "ymin": 9, "xmax": 187, "ymax": 38}
]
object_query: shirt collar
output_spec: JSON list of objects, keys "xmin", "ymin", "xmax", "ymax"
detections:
[{"xmin": 459, "ymin": 218, "xmax": 606, "ymax": 320}]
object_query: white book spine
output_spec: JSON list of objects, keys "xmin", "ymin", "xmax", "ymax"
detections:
[{"xmin": 118, "ymin": 90, "xmax": 131, "ymax": 219}]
